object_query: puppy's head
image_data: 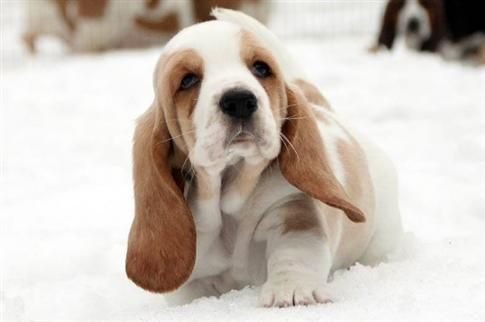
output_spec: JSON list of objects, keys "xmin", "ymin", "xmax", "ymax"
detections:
[
  {"xmin": 154, "ymin": 21, "xmax": 286, "ymax": 174},
  {"xmin": 126, "ymin": 15, "xmax": 365, "ymax": 294}
]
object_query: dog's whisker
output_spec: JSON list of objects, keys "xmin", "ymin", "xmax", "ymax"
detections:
[
  {"xmin": 280, "ymin": 132, "xmax": 300, "ymax": 161},
  {"xmin": 278, "ymin": 116, "xmax": 308, "ymax": 121},
  {"xmin": 157, "ymin": 129, "xmax": 195, "ymax": 144},
  {"xmin": 279, "ymin": 133, "xmax": 290, "ymax": 153}
]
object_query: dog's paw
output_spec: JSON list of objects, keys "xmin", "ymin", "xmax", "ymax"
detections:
[{"xmin": 260, "ymin": 278, "xmax": 332, "ymax": 307}]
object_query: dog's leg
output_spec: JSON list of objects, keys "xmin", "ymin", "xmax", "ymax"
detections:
[{"xmin": 254, "ymin": 196, "xmax": 333, "ymax": 307}]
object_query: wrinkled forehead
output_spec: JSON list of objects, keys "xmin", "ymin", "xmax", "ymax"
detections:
[{"xmin": 163, "ymin": 20, "xmax": 245, "ymax": 70}]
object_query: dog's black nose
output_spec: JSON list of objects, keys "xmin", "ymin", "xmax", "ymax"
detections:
[
  {"xmin": 219, "ymin": 89, "xmax": 258, "ymax": 119},
  {"xmin": 407, "ymin": 17, "xmax": 420, "ymax": 33}
]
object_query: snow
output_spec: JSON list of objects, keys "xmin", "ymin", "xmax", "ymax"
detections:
[{"xmin": 2, "ymin": 5, "xmax": 485, "ymax": 322}]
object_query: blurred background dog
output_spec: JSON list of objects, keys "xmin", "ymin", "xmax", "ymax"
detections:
[
  {"xmin": 23, "ymin": 0, "xmax": 270, "ymax": 52},
  {"xmin": 372, "ymin": 0, "xmax": 485, "ymax": 64}
]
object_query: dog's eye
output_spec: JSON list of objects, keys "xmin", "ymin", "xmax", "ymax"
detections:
[
  {"xmin": 180, "ymin": 73, "xmax": 200, "ymax": 90},
  {"xmin": 251, "ymin": 61, "xmax": 272, "ymax": 78}
]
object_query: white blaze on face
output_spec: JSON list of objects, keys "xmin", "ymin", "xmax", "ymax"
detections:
[
  {"xmin": 398, "ymin": 0, "xmax": 432, "ymax": 49},
  {"xmin": 163, "ymin": 21, "xmax": 280, "ymax": 174}
]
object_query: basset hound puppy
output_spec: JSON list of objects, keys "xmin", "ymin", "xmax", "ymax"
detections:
[
  {"xmin": 126, "ymin": 9, "xmax": 403, "ymax": 307},
  {"xmin": 372, "ymin": 0, "xmax": 485, "ymax": 64},
  {"xmin": 22, "ymin": 0, "xmax": 269, "ymax": 53}
]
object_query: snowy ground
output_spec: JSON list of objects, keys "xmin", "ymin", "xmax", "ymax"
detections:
[{"xmin": 2, "ymin": 8, "xmax": 485, "ymax": 322}]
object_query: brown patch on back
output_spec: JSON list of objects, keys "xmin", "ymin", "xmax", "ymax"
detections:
[
  {"xmin": 337, "ymin": 139, "xmax": 365, "ymax": 199},
  {"xmin": 135, "ymin": 12, "xmax": 180, "ymax": 34},
  {"xmin": 282, "ymin": 198, "xmax": 323, "ymax": 235},
  {"xmin": 293, "ymin": 79, "xmax": 332, "ymax": 110},
  {"xmin": 331, "ymin": 120, "xmax": 375, "ymax": 219},
  {"xmin": 77, "ymin": 0, "xmax": 109, "ymax": 18}
]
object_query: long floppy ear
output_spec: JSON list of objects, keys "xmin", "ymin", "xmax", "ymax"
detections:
[
  {"xmin": 421, "ymin": 0, "xmax": 446, "ymax": 52},
  {"xmin": 278, "ymin": 87, "xmax": 366, "ymax": 223},
  {"xmin": 126, "ymin": 102, "xmax": 196, "ymax": 293},
  {"xmin": 376, "ymin": 0, "xmax": 401, "ymax": 49}
]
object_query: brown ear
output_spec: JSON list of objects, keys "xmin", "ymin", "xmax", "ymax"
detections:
[
  {"xmin": 126, "ymin": 102, "xmax": 196, "ymax": 293},
  {"xmin": 376, "ymin": 0, "xmax": 401, "ymax": 49},
  {"xmin": 421, "ymin": 0, "xmax": 446, "ymax": 52},
  {"xmin": 278, "ymin": 87, "xmax": 366, "ymax": 223}
]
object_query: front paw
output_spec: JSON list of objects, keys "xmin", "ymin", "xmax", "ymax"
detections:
[{"xmin": 260, "ymin": 278, "xmax": 332, "ymax": 307}]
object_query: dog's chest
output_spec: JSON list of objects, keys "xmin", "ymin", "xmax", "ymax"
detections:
[{"xmin": 195, "ymin": 168, "xmax": 300, "ymax": 287}]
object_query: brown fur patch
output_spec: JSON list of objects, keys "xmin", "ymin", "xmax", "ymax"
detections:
[
  {"xmin": 158, "ymin": 49, "xmax": 203, "ymax": 155},
  {"xmin": 330, "ymin": 116, "xmax": 375, "ymax": 224},
  {"xmin": 77, "ymin": 0, "xmax": 109, "ymax": 18},
  {"xmin": 282, "ymin": 198, "xmax": 322, "ymax": 235},
  {"xmin": 337, "ymin": 140, "xmax": 365, "ymax": 198},
  {"xmin": 336, "ymin": 128, "xmax": 375, "ymax": 220},
  {"xmin": 240, "ymin": 30, "xmax": 286, "ymax": 121},
  {"xmin": 145, "ymin": 0, "xmax": 161, "ymax": 9}
]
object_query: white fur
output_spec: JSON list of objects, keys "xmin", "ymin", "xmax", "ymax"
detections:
[
  {"xmin": 162, "ymin": 9, "xmax": 403, "ymax": 307},
  {"xmin": 397, "ymin": 0, "xmax": 432, "ymax": 50}
]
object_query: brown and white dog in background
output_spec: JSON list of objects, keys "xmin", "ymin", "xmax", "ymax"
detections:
[
  {"xmin": 23, "ymin": 0, "xmax": 269, "ymax": 53},
  {"xmin": 372, "ymin": 0, "xmax": 485, "ymax": 64}
]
